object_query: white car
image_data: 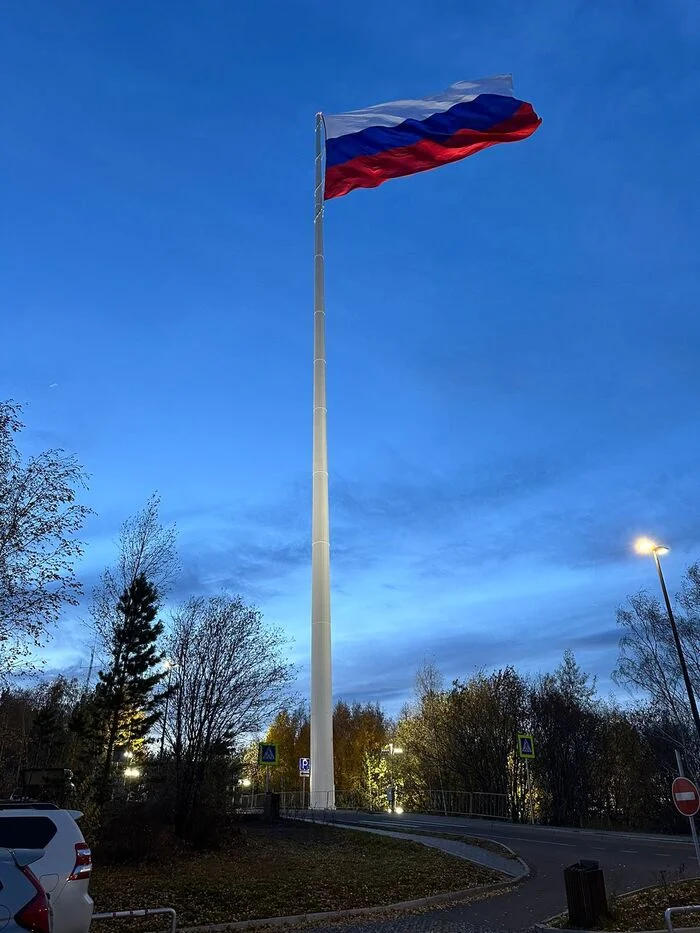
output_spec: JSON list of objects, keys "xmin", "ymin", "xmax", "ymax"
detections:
[
  {"xmin": 0, "ymin": 805, "xmax": 93, "ymax": 933},
  {"xmin": 0, "ymin": 848, "xmax": 52, "ymax": 933}
]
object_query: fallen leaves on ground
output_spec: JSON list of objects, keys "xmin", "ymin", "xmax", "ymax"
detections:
[
  {"xmin": 90, "ymin": 818, "xmax": 503, "ymax": 931},
  {"xmin": 551, "ymin": 877, "xmax": 700, "ymax": 931}
]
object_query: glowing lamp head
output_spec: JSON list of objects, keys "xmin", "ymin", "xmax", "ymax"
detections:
[
  {"xmin": 635, "ymin": 537, "xmax": 669, "ymax": 556},
  {"xmin": 124, "ymin": 767, "xmax": 141, "ymax": 779}
]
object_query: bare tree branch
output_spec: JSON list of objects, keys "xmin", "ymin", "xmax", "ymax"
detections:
[
  {"xmin": 165, "ymin": 594, "xmax": 293, "ymax": 832},
  {"xmin": 91, "ymin": 494, "xmax": 178, "ymax": 649},
  {"xmin": 0, "ymin": 401, "xmax": 90, "ymax": 677}
]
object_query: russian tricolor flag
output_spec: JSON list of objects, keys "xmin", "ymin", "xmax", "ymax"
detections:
[{"xmin": 324, "ymin": 75, "xmax": 541, "ymax": 200}]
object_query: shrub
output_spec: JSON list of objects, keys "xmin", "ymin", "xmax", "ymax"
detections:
[{"xmin": 94, "ymin": 801, "xmax": 177, "ymax": 864}]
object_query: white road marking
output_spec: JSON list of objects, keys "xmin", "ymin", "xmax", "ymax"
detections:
[
  {"xmin": 506, "ymin": 837, "xmax": 575, "ymax": 847},
  {"xmin": 353, "ymin": 818, "xmax": 692, "ymax": 853}
]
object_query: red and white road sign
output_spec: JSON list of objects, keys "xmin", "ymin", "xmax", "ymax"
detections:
[{"xmin": 672, "ymin": 777, "xmax": 700, "ymax": 817}]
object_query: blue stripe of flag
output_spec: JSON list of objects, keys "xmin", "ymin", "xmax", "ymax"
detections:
[{"xmin": 325, "ymin": 94, "xmax": 522, "ymax": 169}]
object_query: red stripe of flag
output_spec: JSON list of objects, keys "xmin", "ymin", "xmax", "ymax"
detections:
[{"xmin": 325, "ymin": 103, "xmax": 540, "ymax": 200}]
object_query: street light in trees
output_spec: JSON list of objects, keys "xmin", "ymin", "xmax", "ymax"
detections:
[
  {"xmin": 634, "ymin": 537, "xmax": 700, "ymax": 746},
  {"xmin": 382, "ymin": 743, "xmax": 404, "ymax": 813}
]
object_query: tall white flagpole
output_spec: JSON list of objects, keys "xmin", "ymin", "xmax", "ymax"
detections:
[{"xmin": 310, "ymin": 112, "xmax": 335, "ymax": 809}]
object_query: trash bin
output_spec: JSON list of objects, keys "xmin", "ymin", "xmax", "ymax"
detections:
[
  {"xmin": 564, "ymin": 860, "xmax": 608, "ymax": 928},
  {"xmin": 263, "ymin": 792, "xmax": 280, "ymax": 821}
]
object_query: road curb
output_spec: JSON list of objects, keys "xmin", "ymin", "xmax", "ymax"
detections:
[
  {"xmin": 535, "ymin": 926, "xmax": 699, "ymax": 933},
  {"xmin": 287, "ymin": 815, "xmax": 529, "ymax": 881},
  {"xmin": 178, "ymin": 876, "xmax": 521, "ymax": 933},
  {"xmin": 328, "ymin": 820, "xmax": 529, "ymax": 880},
  {"xmin": 486, "ymin": 839, "xmax": 530, "ymax": 879}
]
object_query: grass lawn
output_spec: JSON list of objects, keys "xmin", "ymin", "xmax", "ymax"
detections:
[
  {"xmin": 90, "ymin": 817, "xmax": 504, "ymax": 929},
  {"xmin": 550, "ymin": 877, "xmax": 700, "ymax": 931}
]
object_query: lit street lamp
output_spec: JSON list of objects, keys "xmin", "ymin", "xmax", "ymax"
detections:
[
  {"xmin": 635, "ymin": 537, "xmax": 700, "ymax": 746},
  {"xmin": 382, "ymin": 743, "xmax": 404, "ymax": 813}
]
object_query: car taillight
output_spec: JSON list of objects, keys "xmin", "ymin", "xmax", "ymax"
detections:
[
  {"xmin": 15, "ymin": 866, "xmax": 51, "ymax": 933},
  {"xmin": 68, "ymin": 843, "xmax": 92, "ymax": 881}
]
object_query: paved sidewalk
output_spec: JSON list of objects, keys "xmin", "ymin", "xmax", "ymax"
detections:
[{"xmin": 333, "ymin": 822, "xmax": 526, "ymax": 879}]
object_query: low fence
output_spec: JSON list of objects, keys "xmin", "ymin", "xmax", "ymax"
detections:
[
  {"xmin": 237, "ymin": 789, "xmax": 509, "ymax": 819},
  {"xmin": 417, "ymin": 790, "xmax": 509, "ymax": 820},
  {"xmin": 665, "ymin": 906, "xmax": 700, "ymax": 933},
  {"xmin": 237, "ymin": 790, "xmax": 372, "ymax": 811},
  {"xmin": 92, "ymin": 908, "xmax": 176, "ymax": 933}
]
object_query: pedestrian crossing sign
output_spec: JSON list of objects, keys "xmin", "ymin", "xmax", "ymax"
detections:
[
  {"xmin": 258, "ymin": 743, "xmax": 278, "ymax": 765},
  {"xmin": 517, "ymin": 734, "xmax": 535, "ymax": 759}
]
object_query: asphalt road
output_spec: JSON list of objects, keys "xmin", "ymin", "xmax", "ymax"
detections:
[{"xmin": 310, "ymin": 810, "xmax": 699, "ymax": 929}]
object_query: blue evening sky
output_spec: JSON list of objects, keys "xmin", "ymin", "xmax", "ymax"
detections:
[{"xmin": 3, "ymin": 0, "xmax": 700, "ymax": 712}]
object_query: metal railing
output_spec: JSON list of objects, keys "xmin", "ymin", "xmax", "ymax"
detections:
[
  {"xmin": 238, "ymin": 792, "xmax": 265, "ymax": 811},
  {"xmin": 238, "ymin": 788, "xmax": 509, "ymax": 818},
  {"xmin": 665, "ymin": 905, "xmax": 700, "ymax": 933},
  {"xmin": 418, "ymin": 790, "xmax": 510, "ymax": 820},
  {"xmin": 238, "ymin": 790, "xmax": 373, "ymax": 812},
  {"xmin": 92, "ymin": 908, "xmax": 177, "ymax": 933}
]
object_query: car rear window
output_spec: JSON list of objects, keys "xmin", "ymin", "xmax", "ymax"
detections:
[{"xmin": 0, "ymin": 816, "xmax": 57, "ymax": 848}]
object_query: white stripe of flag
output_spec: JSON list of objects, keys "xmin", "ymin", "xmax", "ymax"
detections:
[{"xmin": 324, "ymin": 76, "xmax": 514, "ymax": 139}]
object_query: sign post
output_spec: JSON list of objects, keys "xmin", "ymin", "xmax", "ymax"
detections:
[
  {"xmin": 258, "ymin": 743, "xmax": 278, "ymax": 793},
  {"xmin": 673, "ymin": 750, "xmax": 700, "ymax": 869},
  {"xmin": 517, "ymin": 734, "xmax": 536, "ymax": 824},
  {"xmin": 299, "ymin": 757, "xmax": 310, "ymax": 809}
]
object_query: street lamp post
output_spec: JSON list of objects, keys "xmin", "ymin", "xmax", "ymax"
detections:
[
  {"xmin": 635, "ymin": 537, "xmax": 700, "ymax": 747},
  {"xmin": 382, "ymin": 743, "xmax": 404, "ymax": 814}
]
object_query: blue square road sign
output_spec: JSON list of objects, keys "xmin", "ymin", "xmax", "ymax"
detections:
[{"xmin": 258, "ymin": 743, "xmax": 278, "ymax": 765}]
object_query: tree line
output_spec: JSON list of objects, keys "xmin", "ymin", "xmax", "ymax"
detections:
[
  {"xmin": 262, "ymin": 642, "xmax": 699, "ymax": 834},
  {"xmin": 260, "ymin": 573, "xmax": 700, "ymax": 834},
  {"xmin": 0, "ymin": 402, "xmax": 292, "ymax": 853},
  {"xmin": 2, "ymin": 397, "xmax": 700, "ymax": 847}
]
